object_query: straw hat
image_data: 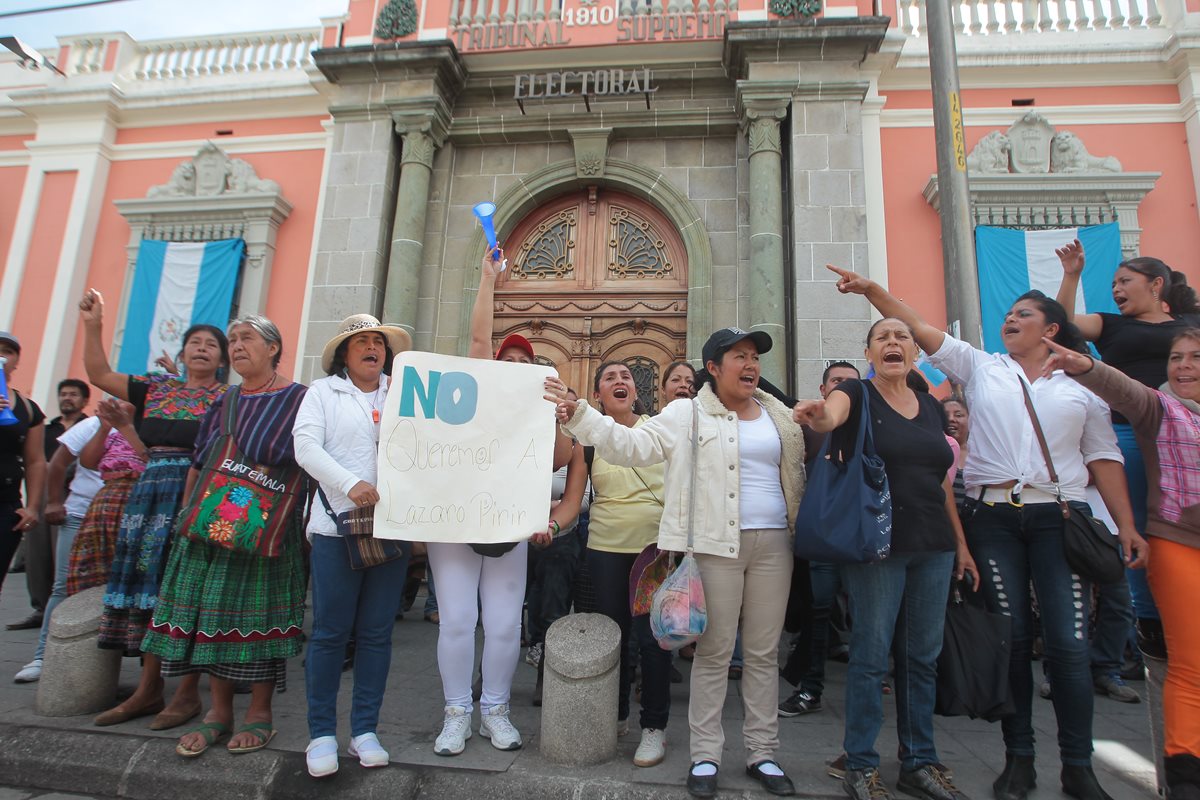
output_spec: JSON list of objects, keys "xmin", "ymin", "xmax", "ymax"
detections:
[{"xmin": 321, "ymin": 314, "xmax": 411, "ymax": 373}]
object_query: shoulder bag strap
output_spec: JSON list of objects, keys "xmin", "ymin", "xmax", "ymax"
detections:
[
  {"xmin": 315, "ymin": 485, "xmax": 337, "ymax": 522},
  {"xmin": 686, "ymin": 398, "xmax": 699, "ymax": 554},
  {"xmin": 1018, "ymin": 379, "xmax": 1070, "ymax": 520},
  {"xmin": 221, "ymin": 386, "xmax": 240, "ymax": 437}
]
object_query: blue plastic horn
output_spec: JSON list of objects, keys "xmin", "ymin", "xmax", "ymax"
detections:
[
  {"xmin": 473, "ymin": 201, "xmax": 499, "ymax": 260},
  {"xmin": 0, "ymin": 358, "xmax": 19, "ymax": 426}
]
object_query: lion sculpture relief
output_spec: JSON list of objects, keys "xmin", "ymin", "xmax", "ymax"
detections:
[
  {"xmin": 965, "ymin": 131, "xmax": 1011, "ymax": 174},
  {"xmin": 1050, "ymin": 131, "xmax": 1121, "ymax": 173}
]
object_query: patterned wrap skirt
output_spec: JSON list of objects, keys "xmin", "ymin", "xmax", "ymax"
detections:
[
  {"xmin": 141, "ymin": 518, "xmax": 307, "ymax": 691},
  {"xmin": 98, "ymin": 450, "xmax": 191, "ymax": 652},
  {"xmin": 66, "ymin": 472, "xmax": 139, "ymax": 597}
]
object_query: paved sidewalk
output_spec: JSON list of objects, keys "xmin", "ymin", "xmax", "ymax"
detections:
[{"xmin": 0, "ymin": 579, "xmax": 1159, "ymax": 799}]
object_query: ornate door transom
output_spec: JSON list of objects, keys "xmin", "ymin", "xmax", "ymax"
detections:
[{"xmin": 493, "ymin": 187, "xmax": 688, "ymax": 411}]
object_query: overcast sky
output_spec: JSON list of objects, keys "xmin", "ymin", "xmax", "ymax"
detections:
[{"xmin": 4, "ymin": 0, "xmax": 351, "ymax": 49}]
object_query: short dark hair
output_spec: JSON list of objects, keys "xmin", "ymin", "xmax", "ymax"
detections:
[
  {"xmin": 592, "ymin": 360, "xmax": 646, "ymax": 416},
  {"xmin": 866, "ymin": 318, "xmax": 916, "ymax": 345},
  {"xmin": 180, "ymin": 324, "xmax": 231, "ymax": 380},
  {"xmin": 821, "ymin": 361, "xmax": 860, "ymax": 384},
  {"xmin": 57, "ymin": 378, "xmax": 90, "ymax": 400},
  {"xmin": 661, "ymin": 361, "xmax": 696, "ymax": 389}
]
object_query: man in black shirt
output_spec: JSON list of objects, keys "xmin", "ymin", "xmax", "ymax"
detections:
[{"xmin": 6, "ymin": 378, "xmax": 86, "ymax": 631}]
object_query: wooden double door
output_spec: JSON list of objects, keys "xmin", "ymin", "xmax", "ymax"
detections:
[{"xmin": 492, "ymin": 187, "xmax": 688, "ymax": 413}]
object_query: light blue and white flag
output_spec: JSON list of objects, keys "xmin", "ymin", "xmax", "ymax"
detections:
[
  {"xmin": 975, "ymin": 223, "xmax": 1121, "ymax": 353},
  {"xmin": 117, "ymin": 238, "xmax": 243, "ymax": 374}
]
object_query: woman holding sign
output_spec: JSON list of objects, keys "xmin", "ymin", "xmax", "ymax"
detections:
[
  {"xmin": 141, "ymin": 315, "xmax": 308, "ymax": 758},
  {"xmin": 293, "ymin": 314, "xmax": 412, "ymax": 777},
  {"xmin": 546, "ymin": 327, "xmax": 806, "ymax": 798},
  {"xmin": 422, "ymin": 248, "xmax": 586, "ymax": 757}
]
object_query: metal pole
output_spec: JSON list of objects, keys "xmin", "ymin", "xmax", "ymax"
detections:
[{"xmin": 925, "ymin": 0, "xmax": 983, "ymax": 347}]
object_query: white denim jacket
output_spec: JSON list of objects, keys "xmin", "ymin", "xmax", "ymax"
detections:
[
  {"xmin": 564, "ymin": 383, "xmax": 806, "ymax": 559},
  {"xmin": 293, "ymin": 373, "xmax": 388, "ymax": 537}
]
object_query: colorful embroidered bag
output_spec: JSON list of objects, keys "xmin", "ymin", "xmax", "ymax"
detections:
[{"xmin": 180, "ymin": 388, "xmax": 303, "ymax": 558}]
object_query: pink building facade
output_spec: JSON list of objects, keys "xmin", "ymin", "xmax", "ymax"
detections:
[{"xmin": 2, "ymin": 0, "xmax": 1198, "ymax": 407}]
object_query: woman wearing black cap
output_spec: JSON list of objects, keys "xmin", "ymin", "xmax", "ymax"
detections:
[{"xmin": 545, "ymin": 327, "xmax": 805, "ymax": 798}]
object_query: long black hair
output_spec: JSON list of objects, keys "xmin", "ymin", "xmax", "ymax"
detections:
[
  {"xmin": 1012, "ymin": 290, "xmax": 1089, "ymax": 353},
  {"xmin": 593, "ymin": 359, "xmax": 647, "ymax": 416},
  {"xmin": 1118, "ymin": 257, "xmax": 1199, "ymax": 315},
  {"xmin": 328, "ymin": 338, "xmax": 396, "ymax": 378}
]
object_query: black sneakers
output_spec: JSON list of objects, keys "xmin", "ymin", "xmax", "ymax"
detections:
[
  {"xmin": 896, "ymin": 765, "xmax": 966, "ymax": 800},
  {"xmin": 778, "ymin": 690, "xmax": 822, "ymax": 717}
]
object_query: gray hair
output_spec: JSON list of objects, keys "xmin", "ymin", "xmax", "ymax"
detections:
[{"xmin": 228, "ymin": 314, "xmax": 283, "ymax": 368}]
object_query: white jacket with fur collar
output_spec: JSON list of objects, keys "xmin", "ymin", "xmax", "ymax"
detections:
[{"xmin": 564, "ymin": 383, "xmax": 805, "ymax": 559}]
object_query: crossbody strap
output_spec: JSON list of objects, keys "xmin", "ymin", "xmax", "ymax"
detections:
[
  {"xmin": 1018, "ymin": 379, "xmax": 1070, "ymax": 520},
  {"xmin": 686, "ymin": 398, "xmax": 699, "ymax": 553}
]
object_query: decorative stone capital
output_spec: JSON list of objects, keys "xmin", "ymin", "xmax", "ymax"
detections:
[
  {"xmin": 747, "ymin": 116, "xmax": 782, "ymax": 157},
  {"xmin": 568, "ymin": 128, "xmax": 612, "ymax": 179},
  {"xmin": 737, "ymin": 89, "xmax": 788, "ymax": 157},
  {"xmin": 399, "ymin": 129, "xmax": 436, "ymax": 169}
]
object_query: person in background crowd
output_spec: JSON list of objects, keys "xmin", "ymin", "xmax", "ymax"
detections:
[
  {"xmin": 941, "ymin": 398, "xmax": 970, "ymax": 516},
  {"xmin": 828, "ymin": 262, "xmax": 1147, "ymax": 800},
  {"xmin": 66, "ymin": 402, "xmax": 148, "ymax": 599},
  {"xmin": 79, "ymin": 289, "xmax": 228, "ymax": 731},
  {"xmin": 1055, "ymin": 242, "xmax": 1199, "ymax": 690},
  {"xmin": 0, "ymin": 332, "xmax": 46, "ymax": 611},
  {"xmin": 293, "ymin": 314, "xmax": 412, "ymax": 777},
  {"xmin": 794, "ymin": 320, "xmax": 976, "ymax": 800},
  {"xmin": 427, "ymin": 248, "xmax": 583, "ymax": 757},
  {"xmin": 1041, "ymin": 328, "xmax": 1200, "ymax": 800},
  {"xmin": 662, "ymin": 361, "xmax": 697, "ymax": 403},
  {"xmin": 9, "ymin": 379, "xmax": 90, "ymax": 632},
  {"xmin": 778, "ymin": 361, "xmax": 859, "ymax": 720},
  {"xmin": 14, "ymin": 398, "xmax": 146, "ymax": 683},
  {"xmin": 524, "ymin": 385, "xmax": 588, "ymax": 707},
  {"xmin": 143, "ymin": 315, "xmax": 307, "ymax": 758},
  {"xmin": 547, "ymin": 327, "xmax": 806, "ymax": 798},
  {"xmin": 565, "ymin": 360, "xmax": 672, "ymax": 767}
]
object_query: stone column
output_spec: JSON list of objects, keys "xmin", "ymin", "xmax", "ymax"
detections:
[
  {"xmin": 742, "ymin": 98, "xmax": 790, "ymax": 382},
  {"xmin": 383, "ymin": 126, "xmax": 438, "ymax": 337}
]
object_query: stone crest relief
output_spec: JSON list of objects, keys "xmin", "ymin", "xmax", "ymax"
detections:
[
  {"xmin": 147, "ymin": 142, "xmax": 281, "ymax": 198},
  {"xmin": 965, "ymin": 112, "xmax": 1122, "ymax": 176}
]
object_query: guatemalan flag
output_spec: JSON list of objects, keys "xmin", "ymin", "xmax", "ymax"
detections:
[
  {"xmin": 975, "ymin": 222, "xmax": 1122, "ymax": 354},
  {"xmin": 116, "ymin": 239, "xmax": 244, "ymax": 374}
]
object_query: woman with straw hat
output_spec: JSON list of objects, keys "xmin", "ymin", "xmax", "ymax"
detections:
[{"xmin": 294, "ymin": 314, "xmax": 412, "ymax": 777}]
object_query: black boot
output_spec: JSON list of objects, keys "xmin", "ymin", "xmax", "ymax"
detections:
[
  {"xmin": 1061, "ymin": 765, "xmax": 1114, "ymax": 800},
  {"xmin": 992, "ymin": 754, "xmax": 1036, "ymax": 800},
  {"xmin": 1166, "ymin": 754, "xmax": 1200, "ymax": 800}
]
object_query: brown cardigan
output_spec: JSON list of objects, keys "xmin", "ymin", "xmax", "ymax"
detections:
[{"xmin": 1075, "ymin": 360, "xmax": 1200, "ymax": 550}]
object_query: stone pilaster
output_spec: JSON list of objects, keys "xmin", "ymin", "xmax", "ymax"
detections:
[
  {"xmin": 384, "ymin": 122, "xmax": 445, "ymax": 337},
  {"xmin": 739, "ymin": 93, "xmax": 790, "ymax": 382}
]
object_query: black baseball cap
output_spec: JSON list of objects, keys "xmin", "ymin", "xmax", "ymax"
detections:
[{"xmin": 701, "ymin": 327, "xmax": 772, "ymax": 366}]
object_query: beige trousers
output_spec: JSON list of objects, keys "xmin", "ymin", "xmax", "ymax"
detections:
[{"xmin": 689, "ymin": 528, "xmax": 793, "ymax": 767}]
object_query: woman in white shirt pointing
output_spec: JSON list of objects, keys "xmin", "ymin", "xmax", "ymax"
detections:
[
  {"xmin": 824, "ymin": 265, "xmax": 1146, "ymax": 800},
  {"xmin": 293, "ymin": 314, "xmax": 412, "ymax": 778}
]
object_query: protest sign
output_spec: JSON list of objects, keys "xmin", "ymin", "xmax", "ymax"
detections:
[{"xmin": 374, "ymin": 350, "xmax": 558, "ymax": 543}]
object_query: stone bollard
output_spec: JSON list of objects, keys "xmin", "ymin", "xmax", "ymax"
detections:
[
  {"xmin": 540, "ymin": 612, "xmax": 621, "ymax": 766},
  {"xmin": 36, "ymin": 586, "xmax": 122, "ymax": 717}
]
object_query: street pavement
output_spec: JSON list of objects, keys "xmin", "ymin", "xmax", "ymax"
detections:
[{"xmin": 0, "ymin": 574, "xmax": 1159, "ymax": 799}]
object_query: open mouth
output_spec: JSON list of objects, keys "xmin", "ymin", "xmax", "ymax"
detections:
[
  {"xmin": 1114, "ymin": 296, "xmax": 1128, "ymax": 308},
  {"xmin": 738, "ymin": 375, "xmax": 756, "ymax": 386},
  {"xmin": 882, "ymin": 352, "xmax": 904, "ymax": 364},
  {"xmin": 612, "ymin": 387, "xmax": 629, "ymax": 399},
  {"xmin": 673, "ymin": 388, "xmax": 691, "ymax": 399},
  {"xmin": 1003, "ymin": 325, "xmax": 1020, "ymax": 336},
  {"xmin": 362, "ymin": 354, "xmax": 379, "ymax": 364}
]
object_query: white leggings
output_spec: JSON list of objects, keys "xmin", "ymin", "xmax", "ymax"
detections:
[{"xmin": 426, "ymin": 541, "xmax": 528, "ymax": 711}]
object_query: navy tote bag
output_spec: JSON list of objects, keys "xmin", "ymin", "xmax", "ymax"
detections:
[{"xmin": 794, "ymin": 380, "xmax": 893, "ymax": 563}]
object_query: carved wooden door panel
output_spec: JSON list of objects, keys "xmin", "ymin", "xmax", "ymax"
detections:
[{"xmin": 492, "ymin": 187, "xmax": 688, "ymax": 413}]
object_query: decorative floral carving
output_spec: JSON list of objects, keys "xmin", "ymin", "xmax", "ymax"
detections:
[
  {"xmin": 769, "ymin": 0, "xmax": 821, "ymax": 18},
  {"xmin": 401, "ymin": 131, "xmax": 435, "ymax": 168},
  {"xmin": 747, "ymin": 117, "xmax": 782, "ymax": 157},
  {"xmin": 608, "ymin": 207, "xmax": 672, "ymax": 279},
  {"xmin": 514, "ymin": 209, "xmax": 577, "ymax": 279},
  {"xmin": 578, "ymin": 154, "xmax": 603, "ymax": 176}
]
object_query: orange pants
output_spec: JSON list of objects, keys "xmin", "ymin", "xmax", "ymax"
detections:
[{"xmin": 1148, "ymin": 536, "xmax": 1200, "ymax": 757}]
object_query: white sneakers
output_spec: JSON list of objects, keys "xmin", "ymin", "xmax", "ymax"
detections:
[
  {"xmin": 434, "ymin": 705, "xmax": 473, "ymax": 756},
  {"xmin": 479, "ymin": 703, "xmax": 523, "ymax": 751},
  {"xmin": 14, "ymin": 659, "xmax": 42, "ymax": 683},
  {"xmin": 633, "ymin": 728, "xmax": 667, "ymax": 767},
  {"xmin": 306, "ymin": 733, "xmax": 390, "ymax": 777},
  {"xmin": 305, "ymin": 736, "xmax": 339, "ymax": 778},
  {"xmin": 349, "ymin": 732, "xmax": 389, "ymax": 767}
]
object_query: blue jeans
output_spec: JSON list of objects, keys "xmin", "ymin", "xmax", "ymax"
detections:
[
  {"xmin": 842, "ymin": 550, "xmax": 954, "ymax": 771},
  {"xmin": 34, "ymin": 514, "xmax": 84, "ymax": 661},
  {"xmin": 306, "ymin": 534, "xmax": 410, "ymax": 738},
  {"xmin": 1090, "ymin": 576, "xmax": 1135, "ymax": 678},
  {"xmin": 968, "ymin": 501, "xmax": 1094, "ymax": 765},
  {"xmin": 1115, "ymin": 423, "xmax": 1158, "ymax": 621},
  {"xmin": 526, "ymin": 531, "xmax": 581, "ymax": 646}
]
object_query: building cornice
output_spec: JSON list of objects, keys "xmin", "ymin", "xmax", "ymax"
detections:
[{"xmin": 722, "ymin": 17, "xmax": 890, "ymax": 80}]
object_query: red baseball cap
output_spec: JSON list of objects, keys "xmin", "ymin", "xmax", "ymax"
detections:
[{"xmin": 495, "ymin": 333, "xmax": 535, "ymax": 361}]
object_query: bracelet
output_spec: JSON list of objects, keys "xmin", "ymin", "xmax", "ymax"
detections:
[{"xmin": 550, "ymin": 519, "xmax": 561, "ymax": 536}]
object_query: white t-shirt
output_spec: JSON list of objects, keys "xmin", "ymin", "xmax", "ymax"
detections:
[
  {"xmin": 57, "ymin": 416, "xmax": 104, "ymax": 519},
  {"xmin": 737, "ymin": 406, "xmax": 788, "ymax": 531}
]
